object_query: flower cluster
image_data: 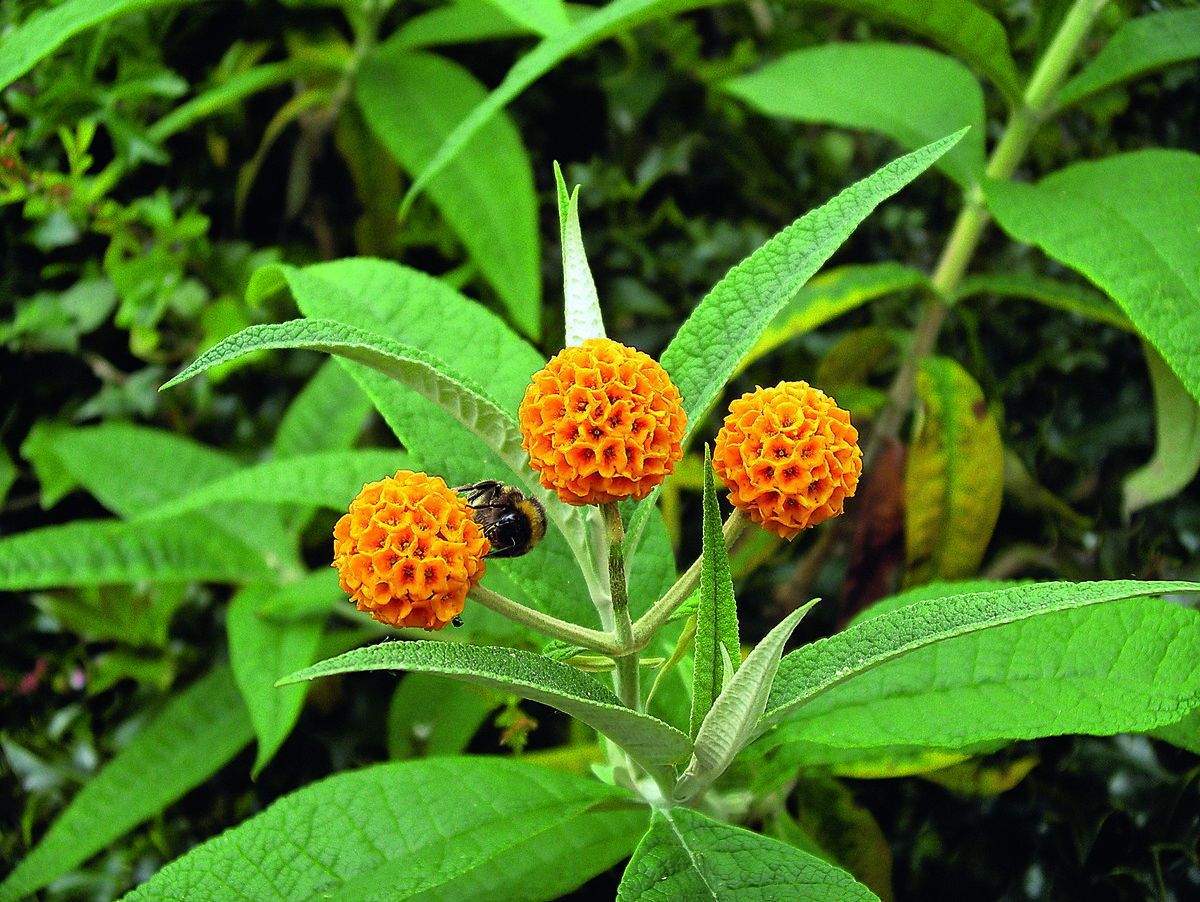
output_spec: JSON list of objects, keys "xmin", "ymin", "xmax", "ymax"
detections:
[
  {"xmin": 518, "ymin": 337, "xmax": 687, "ymax": 505},
  {"xmin": 713, "ymin": 381, "xmax": 861, "ymax": 539},
  {"xmin": 332, "ymin": 470, "xmax": 489, "ymax": 630}
]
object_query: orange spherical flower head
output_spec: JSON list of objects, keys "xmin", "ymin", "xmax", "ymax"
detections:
[
  {"xmin": 331, "ymin": 470, "xmax": 490, "ymax": 631},
  {"xmin": 519, "ymin": 337, "xmax": 687, "ymax": 505},
  {"xmin": 713, "ymin": 382, "xmax": 862, "ymax": 540}
]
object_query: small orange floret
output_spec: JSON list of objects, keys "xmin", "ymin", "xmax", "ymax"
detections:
[
  {"xmin": 712, "ymin": 382, "xmax": 861, "ymax": 540},
  {"xmin": 518, "ymin": 337, "xmax": 687, "ymax": 505},
  {"xmin": 331, "ymin": 470, "xmax": 489, "ymax": 630}
]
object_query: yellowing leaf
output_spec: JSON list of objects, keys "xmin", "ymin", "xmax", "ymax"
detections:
[{"xmin": 904, "ymin": 356, "xmax": 1003, "ymax": 585}]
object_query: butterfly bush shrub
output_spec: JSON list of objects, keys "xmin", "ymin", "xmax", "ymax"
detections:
[{"xmin": 1, "ymin": 1, "xmax": 1199, "ymax": 900}]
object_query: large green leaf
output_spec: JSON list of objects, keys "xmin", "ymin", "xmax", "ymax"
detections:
[
  {"xmin": 0, "ymin": 0, "xmax": 187, "ymax": 91},
  {"xmin": 617, "ymin": 807, "xmax": 878, "ymax": 902},
  {"xmin": 404, "ymin": 0, "xmax": 1017, "ymax": 204},
  {"xmin": 21, "ymin": 422, "xmax": 296, "ymax": 572},
  {"xmin": 272, "ymin": 358, "xmax": 374, "ymax": 459},
  {"xmin": 0, "ymin": 517, "xmax": 274, "ymax": 590},
  {"xmin": 661, "ymin": 132, "xmax": 964, "ymax": 453},
  {"xmin": 281, "ymin": 641, "xmax": 692, "ymax": 773},
  {"xmin": 135, "ymin": 449, "xmax": 411, "ymax": 522},
  {"xmin": 247, "ymin": 259, "xmax": 605, "ymax": 627},
  {"xmin": 0, "ymin": 667, "xmax": 254, "ymax": 902},
  {"xmin": 984, "ymin": 150, "xmax": 1200, "ymax": 405},
  {"xmin": 904, "ymin": 356, "xmax": 1003, "ymax": 585},
  {"xmin": 723, "ymin": 42, "xmax": 985, "ymax": 188},
  {"xmin": 227, "ymin": 580, "xmax": 328, "ymax": 777},
  {"xmin": 119, "ymin": 758, "xmax": 645, "ymax": 902},
  {"xmin": 356, "ymin": 48, "xmax": 540, "ymax": 338},
  {"xmin": 1056, "ymin": 7, "xmax": 1200, "ymax": 110},
  {"xmin": 759, "ymin": 581, "xmax": 1200, "ymax": 748}
]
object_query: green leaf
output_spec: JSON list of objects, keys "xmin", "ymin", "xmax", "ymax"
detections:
[
  {"xmin": 392, "ymin": 1, "xmax": 540, "ymax": 49},
  {"xmin": 674, "ymin": 600, "xmax": 816, "ymax": 803},
  {"xmin": 954, "ymin": 271, "xmax": 1133, "ymax": 331},
  {"xmin": 164, "ymin": 319, "xmax": 525, "ymax": 468},
  {"xmin": 0, "ymin": 667, "xmax": 253, "ymax": 902},
  {"xmin": 555, "ymin": 161, "xmax": 605, "ymax": 346},
  {"xmin": 0, "ymin": 445, "xmax": 16, "ymax": 505},
  {"xmin": 904, "ymin": 356, "xmax": 1003, "ymax": 585},
  {"xmin": 356, "ymin": 47, "xmax": 540, "ymax": 339},
  {"xmin": 723, "ymin": 42, "xmax": 985, "ymax": 188},
  {"xmin": 228, "ymin": 580, "xmax": 328, "ymax": 778},
  {"xmin": 1056, "ymin": 8, "xmax": 1200, "ymax": 110},
  {"xmin": 135, "ymin": 449, "xmax": 411, "ymax": 521},
  {"xmin": 662, "ymin": 131, "xmax": 965, "ymax": 457},
  {"xmin": 617, "ymin": 807, "xmax": 878, "ymax": 902},
  {"xmin": 403, "ymin": 0, "xmax": 1017, "ymax": 205},
  {"xmin": 759, "ymin": 581, "xmax": 1200, "ymax": 748},
  {"xmin": 479, "ymin": 0, "xmax": 570, "ymax": 36},
  {"xmin": 280, "ymin": 641, "xmax": 693, "ymax": 771},
  {"xmin": 272, "ymin": 359, "xmax": 374, "ymax": 459},
  {"xmin": 984, "ymin": 150, "xmax": 1200, "ymax": 405},
  {"xmin": 0, "ymin": 0, "xmax": 186, "ymax": 92},
  {"xmin": 387, "ymin": 672, "xmax": 498, "ymax": 758},
  {"xmin": 19, "ymin": 422, "xmax": 296, "ymax": 571},
  {"xmin": 690, "ymin": 446, "xmax": 740, "ymax": 739},
  {"xmin": 0, "ymin": 517, "xmax": 274, "ymax": 590},
  {"xmin": 1122, "ymin": 342, "xmax": 1200, "ymax": 518},
  {"xmin": 741, "ymin": 262, "xmax": 930, "ymax": 374},
  {"xmin": 250, "ymin": 259, "xmax": 602, "ymax": 628},
  {"xmin": 119, "ymin": 758, "xmax": 645, "ymax": 902}
]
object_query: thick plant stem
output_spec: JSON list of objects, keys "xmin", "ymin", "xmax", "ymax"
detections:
[
  {"xmin": 866, "ymin": 0, "xmax": 1110, "ymax": 468},
  {"xmin": 603, "ymin": 502, "xmax": 641, "ymax": 710}
]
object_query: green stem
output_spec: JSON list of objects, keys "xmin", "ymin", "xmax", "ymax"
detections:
[
  {"xmin": 630, "ymin": 507, "xmax": 752, "ymax": 649},
  {"xmin": 603, "ymin": 502, "xmax": 641, "ymax": 710},
  {"xmin": 866, "ymin": 0, "xmax": 1110, "ymax": 468},
  {"xmin": 467, "ymin": 584, "xmax": 621, "ymax": 655}
]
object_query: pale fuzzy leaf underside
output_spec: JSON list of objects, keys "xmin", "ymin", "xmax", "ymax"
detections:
[
  {"xmin": 674, "ymin": 600, "xmax": 816, "ymax": 802},
  {"xmin": 280, "ymin": 640, "xmax": 693, "ymax": 769},
  {"xmin": 555, "ymin": 161, "xmax": 606, "ymax": 346}
]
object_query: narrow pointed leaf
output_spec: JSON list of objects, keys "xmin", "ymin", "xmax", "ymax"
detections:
[
  {"xmin": 617, "ymin": 807, "xmax": 878, "ymax": 902},
  {"xmin": 758, "ymin": 581, "xmax": 1200, "ymax": 745},
  {"xmin": 118, "ymin": 759, "xmax": 645, "ymax": 902},
  {"xmin": 1123, "ymin": 342, "xmax": 1200, "ymax": 517},
  {"xmin": 0, "ymin": 668, "xmax": 253, "ymax": 902},
  {"xmin": 1056, "ymin": 8, "xmax": 1200, "ymax": 109},
  {"xmin": 954, "ymin": 271, "xmax": 1132, "ymax": 331},
  {"xmin": 135, "ymin": 449, "xmax": 410, "ymax": 522},
  {"xmin": 0, "ymin": 517, "xmax": 274, "ymax": 590},
  {"xmin": 356, "ymin": 47, "xmax": 540, "ymax": 338},
  {"xmin": 556, "ymin": 162, "xmax": 605, "ymax": 346},
  {"xmin": 689, "ymin": 446, "xmax": 740, "ymax": 738},
  {"xmin": 624, "ymin": 132, "xmax": 964, "ymax": 553},
  {"xmin": 985, "ymin": 150, "xmax": 1200, "ymax": 404},
  {"xmin": 280, "ymin": 641, "xmax": 692, "ymax": 770},
  {"xmin": 741, "ymin": 262, "xmax": 930, "ymax": 374},
  {"xmin": 164, "ymin": 319, "xmax": 526, "ymax": 471},
  {"xmin": 723, "ymin": 42, "xmax": 985, "ymax": 187},
  {"xmin": 674, "ymin": 600, "xmax": 816, "ymax": 802},
  {"xmin": 227, "ymin": 580, "xmax": 328, "ymax": 777},
  {"xmin": 904, "ymin": 356, "xmax": 1003, "ymax": 585}
]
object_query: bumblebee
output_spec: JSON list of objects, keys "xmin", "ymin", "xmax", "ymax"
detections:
[{"xmin": 453, "ymin": 480, "xmax": 547, "ymax": 559}]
